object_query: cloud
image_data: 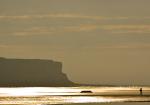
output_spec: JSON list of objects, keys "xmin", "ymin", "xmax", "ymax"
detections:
[
  {"xmin": 101, "ymin": 25, "xmax": 150, "ymax": 34},
  {"xmin": 84, "ymin": 43, "xmax": 150, "ymax": 49},
  {"xmin": 1, "ymin": 13, "xmax": 150, "ymax": 35},
  {"xmin": 1, "ymin": 43, "xmax": 150, "ymax": 51},
  {"xmin": 112, "ymin": 30, "xmax": 150, "ymax": 34},
  {"xmin": 2, "ymin": 24, "xmax": 150, "ymax": 37},
  {"xmin": 0, "ymin": 44, "xmax": 66, "ymax": 52},
  {"xmin": 62, "ymin": 24, "xmax": 99, "ymax": 32},
  {"xmin": 13, "ymin": 31, "xmax": 53, "ymax": 36},
  {"xmin": 0, "ymin": 44, "xmax": 23, "ymax": 49},
  {"xmin": 0, "ymin": 45, "xmax": 9, "ymax": 48},
  {"xmin": 111, "ymin": 44, "xmax": 150, "ymax": 49},
  {"xmin": 1, "ymin": 13, "xmax": 150, "ymax": 36},
  {"xmin": 4, "ymin": 24, "xmax": 150, "ymax": 37},
  {"xmin": 0, "ymin": 12, "xmax": 150, "ymax": 35},
  {"xmin": 10, "ymin": 27, "xmax": 58, "ymax": 36},
  {"xmin": 1, "ymin": 14, "xmax": 150, "ymax": 21},
  {"xmin": 102, "ymin": 25, "xmax": 150, "ymax": 30},
  {"xmin": 63, "ymin": 24, "xmax": 150, "ymax": 34},
  {"xmin": 0, "ymin": 14, "xmax": 129, "ymax": 20},
  {"xmin": 10, "ymin": 24, "xmax": 99, "ymax": 36}
]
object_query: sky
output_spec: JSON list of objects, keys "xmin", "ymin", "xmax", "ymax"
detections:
[{"xmin": 0, "ymin": 0, "xmax": 150, "ymax": 85}]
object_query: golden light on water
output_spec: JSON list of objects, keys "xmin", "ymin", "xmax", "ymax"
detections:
[
  {"xmin": 68, "ymin": 96, "xmax": 124, "ymax": 103},
  {"xmin": 0, "ymin": 87, "xmax": 150, "ymax": 104},
  {"xmin": 0, "ymin": 86, "xmax": 150, "ymax": 96},
  {"xmin": 0, "ymin": 87, "xmax": 79, "ymax": 96}
]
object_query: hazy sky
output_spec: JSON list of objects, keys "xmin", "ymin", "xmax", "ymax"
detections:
[{"xmin": 0, "ymin": 0, "xmax": 150, "ymax": 85}]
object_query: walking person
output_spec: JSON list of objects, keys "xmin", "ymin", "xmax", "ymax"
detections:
[{"xmin": 140, "ymin": 88, "xmax": 143, "ymax": 96}]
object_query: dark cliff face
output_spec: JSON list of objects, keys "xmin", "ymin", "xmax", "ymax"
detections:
[{"xmin": 0, "ymin": 57, "xmax": 75, "ymax": 87}]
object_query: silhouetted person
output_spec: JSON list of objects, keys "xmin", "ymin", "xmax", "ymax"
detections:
[{"xmin": 140, "ymin": 88, "xmax": 143, "ymax": 96}]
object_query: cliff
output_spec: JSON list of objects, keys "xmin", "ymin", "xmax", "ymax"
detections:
[{"xmin": 0, "ymin": 57, "xmax": 75, "ymax": 87}]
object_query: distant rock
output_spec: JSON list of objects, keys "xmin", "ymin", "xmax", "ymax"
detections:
[{"xmin": 0, "ymin": 57, "xmax": 75, "ymax": 87}]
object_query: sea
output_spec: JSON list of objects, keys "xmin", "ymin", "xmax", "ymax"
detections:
[{"xmin": 0, "ymin": 86, "xmax": 150, "ymax": 105}]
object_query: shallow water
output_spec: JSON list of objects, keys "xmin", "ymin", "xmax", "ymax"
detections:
[{"xmin": 0, "ymin": 86, "xmax": 150, "ymax": 104}]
